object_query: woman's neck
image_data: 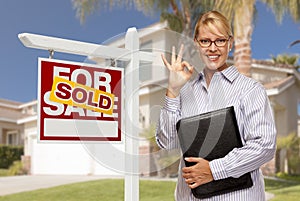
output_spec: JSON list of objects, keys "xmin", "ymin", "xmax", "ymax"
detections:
[
  {"xmin": 204, "ymin": 63, "xmax": 228, "ymax": 87},
  {"xmin": 204, "ymin": 68, "xmax": 215, "ymax": 87}
]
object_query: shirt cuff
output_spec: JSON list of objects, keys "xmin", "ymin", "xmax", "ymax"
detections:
[
  {"xmin": 163, "ymin": 96, "xmax": 180, "ymax": 112},
  {"xmin": 209, "ymin": 158, "xmax": 228, "ymax": 180}
]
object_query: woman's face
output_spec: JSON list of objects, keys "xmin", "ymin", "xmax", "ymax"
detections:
[{"xmin": 195, "ymin": 25, "xmax": 233, "ymax": 71}]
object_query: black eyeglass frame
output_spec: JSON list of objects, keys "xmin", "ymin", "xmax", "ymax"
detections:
[{"xmin": 195, "ymin": 36, "xmax": 232, "ymax": 48}]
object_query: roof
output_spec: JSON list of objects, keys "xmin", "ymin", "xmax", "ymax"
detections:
[
  {"xmin": 0, "ymin": 98, "xmax": 37, "ymax": 124},
  {"xmin": 252, "ymin": 59, "xmax": 295, "ymax": 74},
  {"xmin": 252, "ymin": 59, "xmax": 296, "ymax": 70},
  {"xmin": 249, "ymin": 58, "xmax": 299, "ymax": 96},
  {"xmin": 0, "ymin": 98, "xmax": 23, "ymax": 109},
  {"xmin": 265, "ymin": 76, "xmax": 295, "ymax": 96},
  {"xmin": 0, "ymin": 98, "xmax": 37, "ymax": 109},
  {"xmin": 0, "ymin": 107, "xmax": 31, "ymax": 123},
  {"xmin": 264, "ymin": 76, "xmax": 294, "ymax": 90}
]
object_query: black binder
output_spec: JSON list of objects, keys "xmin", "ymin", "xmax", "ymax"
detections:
[{"xmin": 176, "ymin": 106, "xmax": 253, "ymax": 199}]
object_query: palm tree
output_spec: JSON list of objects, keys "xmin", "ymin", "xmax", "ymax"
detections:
[
  {"xmin": 271, "ymin": 53, "xmax": 299, "ymax": 66},
  {"xmin": 72, "ymin": 0, "xmax": 213, "ymax": 34},
  {"xmin": 72, "ymin": 0, "xmax": 300, "ymax": 77},
  {"xmin": 214, "ymin": 0, "xmax": 300, "ymax": 76},
  {"xmin": 213, "ymin": 0, "xmax": 255, "ymax": 77}
]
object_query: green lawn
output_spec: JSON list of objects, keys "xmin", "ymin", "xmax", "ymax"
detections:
[
  {"xmin": 0, "ymin": 178, "xmax": 300, "ymax": 201},
  {"xmin": 265, "ymin": 178, "xmax": 300, "ymax": 201},
  {"xmin": 0, "ymin": 179, "xmax": 176, "ymax": 201}
]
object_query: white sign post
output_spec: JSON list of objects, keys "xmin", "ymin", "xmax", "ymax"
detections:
[
  {"xmin": 19, "ymin": 28, "xmax": 150, "ymax": 201},
  {"xmin": 124, "ymin": 28, "xmax": 139, "ymax": 201}
]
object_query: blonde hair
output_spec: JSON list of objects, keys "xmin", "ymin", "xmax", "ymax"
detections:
[{"xmin": 193, "ymin": 10, "xmax": 233, "ymax": 39}]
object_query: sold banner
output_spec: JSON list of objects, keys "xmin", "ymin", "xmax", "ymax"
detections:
[{"xmin": 38, "ymin": 58, "xmax": 123, "ymax": 141}]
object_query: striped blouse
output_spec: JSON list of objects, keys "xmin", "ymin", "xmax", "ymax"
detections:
[{"xmin": 156, "ymin": 65, "xmax": 277, "ymax": 201}]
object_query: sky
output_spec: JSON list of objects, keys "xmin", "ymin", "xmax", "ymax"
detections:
[{"xmin": 0, "ymin": 0, "xmax": 299, "ymax": 103}]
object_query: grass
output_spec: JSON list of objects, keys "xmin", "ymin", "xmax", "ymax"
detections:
[
  {"xmin": 1, "ymin": 177, "xmax": 300, "ymax": 201},
  {"xmin": 265, "ymin": 178, "xmax": 300, "ymax": 201},
  {"xmin": 0, "ymin": 179, "xmax": 176, "ymax": 201},
  {"xmin": 0, "ymin": 169, "xmax": 9, "ymax": 177}
]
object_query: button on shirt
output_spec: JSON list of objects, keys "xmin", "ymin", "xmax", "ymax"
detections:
[{"xmin": 156, "ymin": 65, "xmax": 276, "ymax": 201}]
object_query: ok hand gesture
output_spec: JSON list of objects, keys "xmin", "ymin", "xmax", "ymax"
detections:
[{"xmin": 161, "ymin": 44, "xmax": 194, "ymax": 98}]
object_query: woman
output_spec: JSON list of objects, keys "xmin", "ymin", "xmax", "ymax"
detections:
[{"xmin": 156, "ymin": 10, "xmax": 276, "ymax": 201}]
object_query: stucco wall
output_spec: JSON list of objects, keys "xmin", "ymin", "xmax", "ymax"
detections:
[{"xmin": 271, "ymin": 84, "xmax": 300, "ymax": 137}]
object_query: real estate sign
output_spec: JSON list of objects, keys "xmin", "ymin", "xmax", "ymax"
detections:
[{"xmin": 38, "ymin": 58, "xmax": 123, "ymax": 141}]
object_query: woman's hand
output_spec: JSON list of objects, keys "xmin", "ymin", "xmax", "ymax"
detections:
[
  {"xmin": 161, "ymin": 44, "xmax": 194, "ymax": 98},
  {"xmin": 182, "ymin": 157, "xmax": 214, "ymax": 189}
]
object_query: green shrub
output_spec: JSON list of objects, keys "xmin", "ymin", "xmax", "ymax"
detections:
[
  {"xmin": 8, "ymin": 160, "xmax": 27, "ymax": 176},
  {"xmin": 0, "ymin": 145, "xmax": 24, "ymax": 168},
  {"xmin": 276, "ymin": 172, "xmax": 289, "ymax": 178},
  {"xmin": 277, "ymin": 133, "xmax": 300, "ymax": 175},
  {"xmin": 275, "ymin": 172, "xmax": 300, "ymax": 183}
]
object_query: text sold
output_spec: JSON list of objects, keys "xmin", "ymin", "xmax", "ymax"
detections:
[{"xmin": 49, "ymin": 76, "xmax": 114, "ymax": 115}]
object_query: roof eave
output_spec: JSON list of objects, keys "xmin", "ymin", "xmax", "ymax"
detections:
[{"xmin": 266, "ymin": 77, "xmax": 295, "ymax": 96}]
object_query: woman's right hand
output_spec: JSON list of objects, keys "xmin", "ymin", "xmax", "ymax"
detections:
[{"xmin": 161, "ymin": 44, "xmax": 194, "ymax": 98}]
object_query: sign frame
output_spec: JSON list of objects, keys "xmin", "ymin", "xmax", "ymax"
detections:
[{"xmin": 37, "ymin": 57, "xmax": 124, "ymax": 142}]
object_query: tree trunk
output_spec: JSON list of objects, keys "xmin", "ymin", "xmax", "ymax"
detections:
[{"xmin": 233, "ymin": 1, "xmax": 254, "ymax": 77}]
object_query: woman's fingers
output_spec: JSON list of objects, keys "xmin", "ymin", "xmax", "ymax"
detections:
[
  {"xmin": 161, "ymin": 54, "xmax": 171, "ymax": 71},
  {"xmin": 176, "ymin": 44, "xmax": 184, "ymax": 63},
  {"xmin": 170, "ymin": 45, "xmax": 184, "ymax": 65},
  {"xmin": 171, "ymin": 46, "xmax": 176, "ymax": 64},
  {"xmin": 161, "ymin": 45, "xmax": 193, "ymax": 80},
  {"xmin": 182, "ymin": 61, "xmax": 194, "ymax": 74}
]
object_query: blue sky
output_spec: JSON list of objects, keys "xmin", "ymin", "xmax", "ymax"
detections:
[{"xmin": 0, "ymin": 0, "xmax": 299, "ymax": 103}]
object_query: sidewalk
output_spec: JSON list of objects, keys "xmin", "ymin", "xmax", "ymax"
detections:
[
  {"xmin": 0, "ymin": 175, "xmax": 118, "ymax": 196},
  {"xmin": 0, "ymin": 175, "xmax": 274, "ymax": 200}
]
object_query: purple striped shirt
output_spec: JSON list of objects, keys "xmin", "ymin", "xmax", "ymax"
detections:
[{"xmin": 156, "ymin": 65, "xmax": 276, "ymax": 201}]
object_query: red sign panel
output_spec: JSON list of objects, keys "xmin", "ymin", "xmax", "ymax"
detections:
[{"xmin": 38, "ymin": 58, "xmax": 123, "ymax": 141}]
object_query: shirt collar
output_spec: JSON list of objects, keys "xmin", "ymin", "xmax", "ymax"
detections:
[
  {"xmin": 221, "ymin": 65, "xmax": 240, "ymax": 83},
  {"xmin": 194, "ymin": 65, "xmax": 239, "ymax": 84}
]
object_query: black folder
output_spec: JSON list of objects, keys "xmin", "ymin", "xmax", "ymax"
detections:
[{"xmin": 176, "ymin": 106, "xmax": 253, "ymax": 199}]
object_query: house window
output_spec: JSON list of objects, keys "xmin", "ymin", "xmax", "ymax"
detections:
[
  {"xmin": 139, "ymin": 61, "xmax": 152, "ymax": 82},
  {"xmin": 32, "ymin": 104, "xmax": 37, "ymax": 114},
  {"xmin": 7, "ymin": 130, "xmax": 19, "ymax": 145},
  {"xmin": 140, "ymin": 40, "xmax": 153, "ymax": 82}
]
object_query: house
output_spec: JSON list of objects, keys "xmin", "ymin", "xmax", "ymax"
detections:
[
  {"xmin": 0, "ymin": 99, "xmax": 37, "ymax": 146},
  {"xmin": 251, "ymin": 59, "xmax": 300, "ymax": 174},
  {"xmin": 1, "ymin": 21, "xmax": 299, "ymax": 176}
]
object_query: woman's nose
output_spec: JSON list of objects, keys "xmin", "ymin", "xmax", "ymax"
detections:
[{"xmin": 209, "ymin": 43, "xmax": 217, "ymax": 51}]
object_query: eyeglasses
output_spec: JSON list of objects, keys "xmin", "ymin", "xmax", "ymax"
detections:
[{"xmin": 195, "ymin": 37, "xmax": 231, "ymax": 48}]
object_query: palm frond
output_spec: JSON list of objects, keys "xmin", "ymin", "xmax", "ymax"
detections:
[
  {"xmin": 261, "ymin": 0, "xmax": 300, "ymax": 24},
  {"xmin": 289, "ymin": 40, "xmax": 300, "ymax": 48},
  {"xmin": 72, "ymin": 0, "xmax": 133, "ymax": 24}
]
